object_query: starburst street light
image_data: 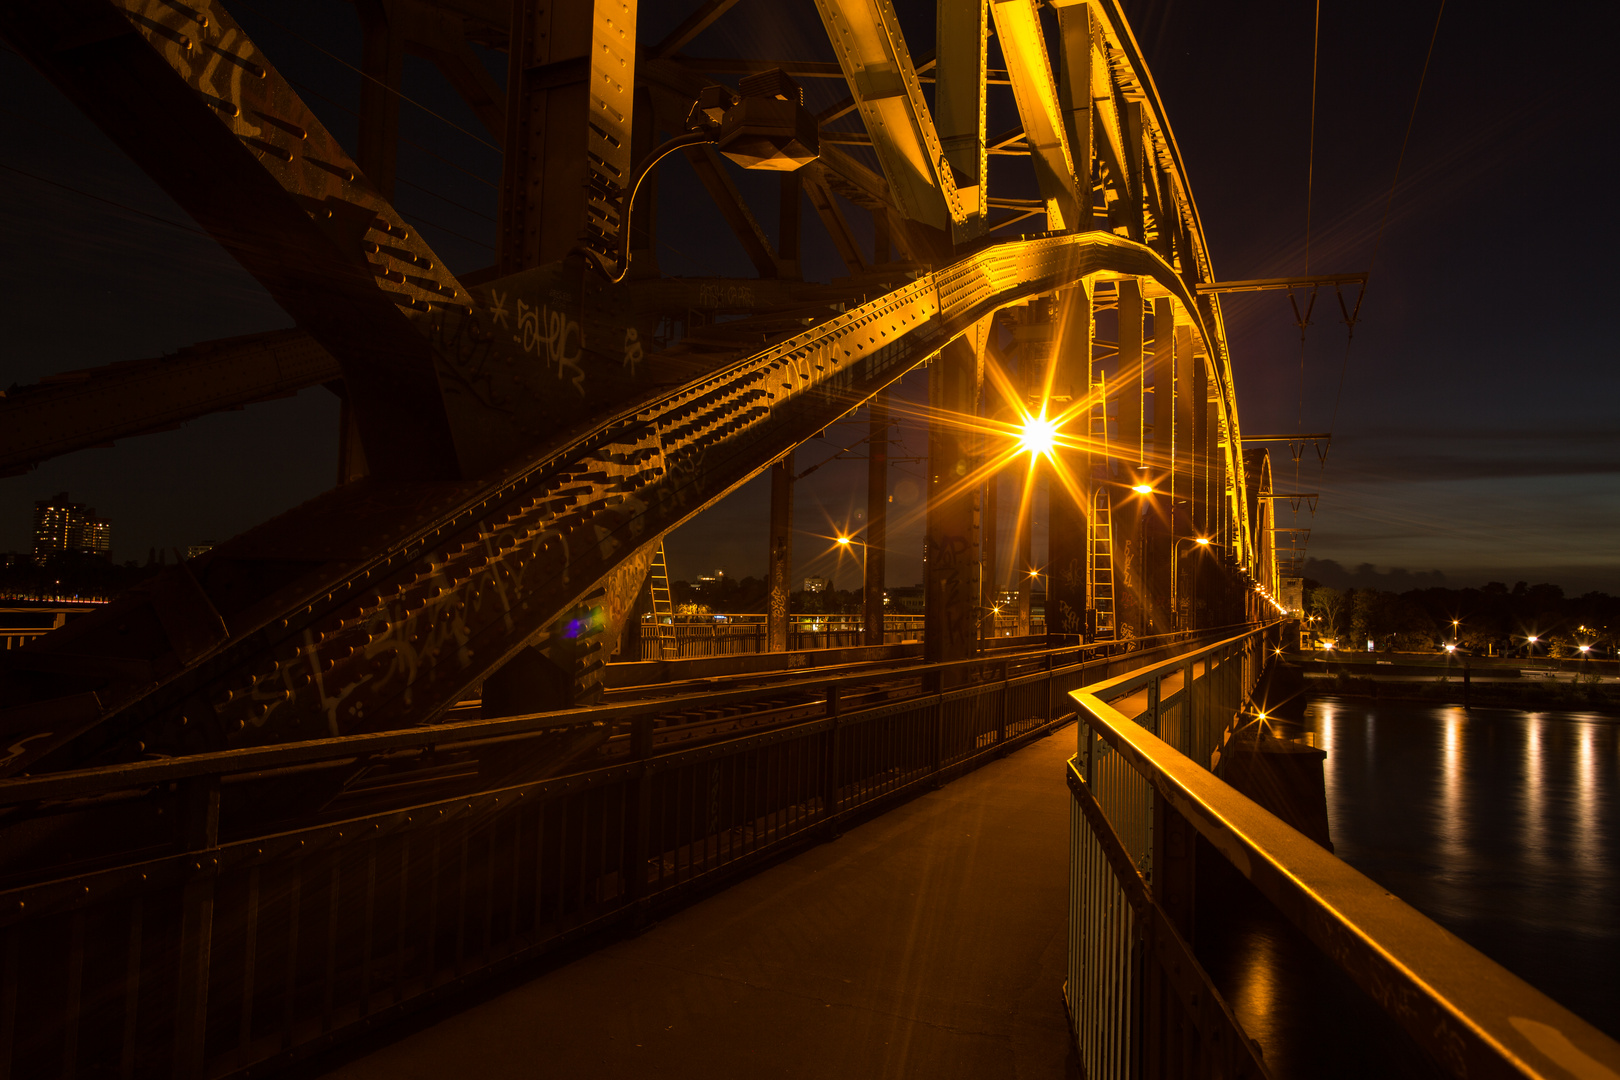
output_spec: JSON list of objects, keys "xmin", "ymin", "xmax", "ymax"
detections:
[{"xmin": 1017, "ymin": 413, "xmax": 1058, "ymax": 457}]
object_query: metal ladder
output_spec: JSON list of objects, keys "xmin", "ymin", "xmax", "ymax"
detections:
[
  {"xmin": 1088, "ymin": 373, "xmax": 1116, "ymax": 641},
  {"xmin": 1089, "ymin": 490, "xmax": 1117, "ymax": 641},
  {"xmin": 650, "ymin": 542, "xmax": 677, "ymax": 660}
]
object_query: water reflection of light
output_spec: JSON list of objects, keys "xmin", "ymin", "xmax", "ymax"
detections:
[
  {"xmin": 1522, "ymin": 714, "xmax": 1545, "ymax": 866},
  {"xmin": 1318, "ymin": 704, "xmax": 1340, "ymax": 841},
  {"xmin": 1575, "ymin": 722, "xmax": 1597, "ymax": 866},
  {"xmin": 1229, "ymin": 923, "xmax": 1280, "ymax": 1048},
  {"xmin": 1439, "ymin": 710, "xmax": 1467, "ymax": 870}
]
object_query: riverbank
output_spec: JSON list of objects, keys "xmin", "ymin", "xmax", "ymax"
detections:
[{"xmin": 1305, "ymin": 671, "xmax": 1620, "ymax": 712}]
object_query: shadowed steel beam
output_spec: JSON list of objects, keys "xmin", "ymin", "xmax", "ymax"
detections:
[
  {"xmin": 396, "ymin": 0, "xmax": 507, "ymax": 144},
  {"xmin": 926, "ymin": 323, "xmax": 984, "ymax": 664},
  {"xmin": 864, "ymin": 392, "xmax": 888, "ymax": 644},
  {"xmin": 768, "ymin": 454, "xmax": 793, "ymax": 651},
  {"xmin": 0, "ymin": 331, "xmax": 339, "ymax": 475},
  {"xmin": 498, "ymin": 0, "xmax": 637, "ymax": 274},
  {"xmin": 811, "ymin": 0, "xmax": 967, "ymax": 237},
  {"xmin": 800, "ymin": 166, "xmax": 868, "ymax": 274},
  {"xmin": 681, "ymin": 144, "xmax": 782, "ymax": 278},
  {"xmin": 990, "ymin": 0, "xmax": 1081, "ymax": 230},
  {"xmin": 356, "ymin": 0, "xmax": 405, "ymax": 201},
  {"xmin": 1196, "ymin": 273, "xmax": 1366, "ymax": 295},
  {"xmin": 653, "ymin": 0, "xmax": 742, "ymax": 58},
  {"xmin": 1055, "ymin": 2, "xmax": 1094, "ymax": 225},
  {"xmin": 1, "ymin": 0, "xmax": 474, "ymax": 480},
  {"xmin": 935, "ymin": 0, "xmax": 987, "ymax": 231}
]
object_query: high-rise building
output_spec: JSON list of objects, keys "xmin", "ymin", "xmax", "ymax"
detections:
[{"xmin": 32, "ymin": 493, "xmax": 112, "ymax": 565}]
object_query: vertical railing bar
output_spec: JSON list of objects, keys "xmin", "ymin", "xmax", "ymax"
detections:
[
  {"xmin": 321, "ymin": 857, "xmax": 339, "ymax": 1033},
  {"xmin": 509, "ymin": 804, "xmax": 525, "ymax": 947},
  {"xmin": 577, "ymin": 794, "xmax": 590, "ymax": 914},
  {"xmin": 281, "ymin": 868, "xmax": 301, "ymax": 1051},
  {"xmin": 62, "ymin": 908, "xmax": 85, "ymax": 1080},
  {"xmin": 454, "ymin": 818, "xmax": 469, "ymax": 977},
  {"xmin": 239, "ymin": 866, "xmax": 260, "ymax": 1053},
  {"xmin": 360, "ymin": 838, "xmax": 377, "ymax": 1018},
  {"xmin": 0, "ymin": 926, "xmax": 16, "ymax": 1080},
  {"xmin": 395, "ymin": 833, "xmax": 411, "ymax": 1004},
  {"xmin": 426, "ymin": 827, "xmax": 441, "ymax": 988},
  {"xmin": 482, "ymin": 817, "xmax": 497, "ymax": 960},
  {"xmin": 119, "ymin": 898, "xmax": 143, "ymax": 1080}
]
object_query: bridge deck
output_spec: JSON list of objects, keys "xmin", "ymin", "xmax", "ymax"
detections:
[{"xmin": 318, "ymin": 724, "xmax": 1082, "ymax": 1080}]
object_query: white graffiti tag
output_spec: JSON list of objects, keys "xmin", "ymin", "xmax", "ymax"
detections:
[
  {"xmin": 623, "ymin": 327, "xmax": 644, "ymax": 377},
  {"xmin": 514, "ymin": 300, "xmax": 586, "ymax": 395}
]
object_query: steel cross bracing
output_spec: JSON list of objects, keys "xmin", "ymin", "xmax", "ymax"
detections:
[{"xmin": 0, "ymin": 0, "xmax": 1272, "ymax": 773}]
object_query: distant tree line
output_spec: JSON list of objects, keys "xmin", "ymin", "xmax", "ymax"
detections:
[
  {"xmin": 1306, "ymin": 579, "xmax": 1619, "ymax": 656},
  {"xmin": 0, "ymin": 551, "xmax": 162, "ymax": 602}
]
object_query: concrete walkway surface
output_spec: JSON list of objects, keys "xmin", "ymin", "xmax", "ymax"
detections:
[{"xmin": 317, "ymin": 725, "xmax": 1083, "ymax": 1080}]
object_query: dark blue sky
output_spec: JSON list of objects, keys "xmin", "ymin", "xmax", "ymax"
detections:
[{"xmin": 2, "ymin": 0, "xmax": 1615, "ymax": 592}]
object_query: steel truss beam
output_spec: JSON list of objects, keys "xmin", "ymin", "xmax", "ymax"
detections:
[{"xmin": 2, "ymin": 230, "xmax": 1218, "ymax": 775}]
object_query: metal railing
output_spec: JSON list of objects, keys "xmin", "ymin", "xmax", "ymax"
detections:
[
  {"xmin": 1065, "ymin": 624, "xmax": 1620, "ymax": 1079},
  {"xmin": 0, "ymin": 607, "xmax": 91, "ymax": 651},
  {"xmin": 632, "ymin": 614, "xmax": 1045, "ymax": 659},
  {"xmin": 0, "ymin": 627, "xmax": 1221, "ymax": 1080}
]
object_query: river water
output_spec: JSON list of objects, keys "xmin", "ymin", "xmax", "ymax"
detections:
[{"xmin": 1198, "ymin": 697, "xmax": 1618, "ymax": 1078}]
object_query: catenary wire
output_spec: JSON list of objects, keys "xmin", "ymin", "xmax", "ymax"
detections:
[{"xmin": 1327, "ymin": 0, "xmax": 1447, "ymax": 439}]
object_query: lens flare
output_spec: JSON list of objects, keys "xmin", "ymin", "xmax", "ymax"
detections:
[{"xmin": 1018, "ymin": 413, "xmax": 1057, "ymax": 457}]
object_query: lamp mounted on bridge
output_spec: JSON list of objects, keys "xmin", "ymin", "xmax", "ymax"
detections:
[
  {"xmin": 580, "ymin": 69, "xmax": 820, "ymax": 283},
  {"xmin": 1017, "ymin": 412, "xmax": 1058, "ymax": 458}
]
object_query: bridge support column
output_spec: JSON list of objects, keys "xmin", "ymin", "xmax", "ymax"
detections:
[
  {"xmin": 925, "ymin": 327, "xmax": 985, "ymax": 666},
  {"xmin": 1048, "ymin": 284, "xmax": 1091, "ymax": 638},
  {"xmin": 864, "ymin": 395, "xmax": 888, "ymax": 645},
  {"xmin": 498, "ymin": 0, "xmax": 638, "ymax": 273},
  {"xmin": 982, "ymin": 464, "xmax": 998, "ymax": 641},
  {"xmin": 768, "ymin": 454, "xmax": 794, "ymax": 652},
  {"xmin": 482, "ymin": 549, "xmax": 654, "ymax": 715},
  {"xmin": 1143, "ymin": 296, "xmax": 1175, "ymax": 636},
  {"xmin": 1172, "ymin": 323, "xmax": 1198, "ymax": 627},
  {"xmin": 1116, "ymin": 278, "xmax": 1146, "ymax": 640}
]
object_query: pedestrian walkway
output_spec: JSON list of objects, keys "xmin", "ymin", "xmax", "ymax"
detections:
[{"xmin": 319, "ymin": 724, "xmax": 1082, "ymax": 1080}]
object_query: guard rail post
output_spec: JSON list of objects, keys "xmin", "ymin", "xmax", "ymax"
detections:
[
  {"xmin": 173, "ymin": 775, "xmax": 220, "ymax": 1080},
  {"xmin": 628, "ymin": 716, "xmax": 655, "ymax": 902},
  {"xmin": 823, "ymin": 684, "xmax": 842, "ymax": 834}
]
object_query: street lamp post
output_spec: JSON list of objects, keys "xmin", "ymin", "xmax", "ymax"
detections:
[
  {"xmin": 1172, "ymin": 536, "xmax": 1214, "ymax": 631},
  {"xmin": 835, "ymin": 536, "xmax": 870, "ymax": 644},
  {"xmin": 1026, "ymin": 568, "xmax": 1046, "ymax": 636}
]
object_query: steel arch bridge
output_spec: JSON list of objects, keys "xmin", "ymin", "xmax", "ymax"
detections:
[{"xmin": 0, "ymin": 0, "xmax": 1281, "ymax": 776}]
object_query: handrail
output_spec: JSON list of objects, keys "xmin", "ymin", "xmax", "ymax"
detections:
[
  {"xmin": 0, "ymin": 625, "xmax": 1242, "ymax": 807},
  {"xmin": 1070, "ymin": 637, "xmax": 1620, "ymax": 1080}
]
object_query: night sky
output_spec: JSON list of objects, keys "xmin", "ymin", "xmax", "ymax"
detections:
[{"xmin": 2, "ymin": 0, "xmax": 1616, "ymax": 594}]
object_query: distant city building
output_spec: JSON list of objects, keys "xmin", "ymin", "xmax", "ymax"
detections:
[
  {"xmin": 886, "ymin": 586, "xmax": 924, "ymax": 613},
  {"xmin": 1279, "ymin": 576, "xmax": 1304, "ymax": 616},
  {"xmin": 803, "ymin": 577, "xmax": 829, "ymax": 593},
  {"xmin": 186, "ymin": 542, "xmax": 216, "ymax": 561},
  {"xmin": 693, "ymin": 570, "xmax": 725, "ymax": 592},
  {"xmin": 32, "ymin": 493, "xmax": 112, "ymax": 565}
]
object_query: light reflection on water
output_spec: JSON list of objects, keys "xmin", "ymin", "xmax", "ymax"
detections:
[
  {"xmin": 1202, "ymin": 699, "xmax": 1619, "ymax": 1079},
  {"xmin": 1305, "ymin": 699, "xmax": 1618, "ymax": 1037}
]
